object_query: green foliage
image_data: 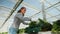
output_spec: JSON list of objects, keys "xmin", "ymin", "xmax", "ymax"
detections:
[
  {"xmin": 17, "ymin": 29, "xmax": 25, "ymax": 34},
  {"xmin": 0, "ymin": 32, "xmax": 8, "ymax": 34},
  {"xmin": 25, "ymin": 21, "xmax": 40, "ymax": 33},
  {"xmin": 29, "ymin": 21, "xmax": 37, "ymax": 28},
  {"xmin": 38, "ymin": 19, "xmax": 52, "ymax": 31},
  {"xmin": 0, "ymin": 19, "xmax": 54, "ymax": 34},
  {"xmin": 25, "ymin": 18, "xmax": 52, "ymax": 34},
  {"xmin": 52, "ymin": 20, "xmax": 60, "ymax": 31}
]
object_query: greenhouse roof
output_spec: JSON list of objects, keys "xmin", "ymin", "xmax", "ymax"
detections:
[{"xmin": 0, "ymin": 0, "xmax": 60, "ymax": 32}]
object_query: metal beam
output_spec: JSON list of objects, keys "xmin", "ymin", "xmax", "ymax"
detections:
[
  {"xmin": 0, "ymin": 6, "xmax": 12, "ymax": 10},
  {"xmin": 30, "ymin": 1, "xmax": 60, "ymax": 17},
  {"xmin": 46, "ymin": 1, "xmax": 60, "ymax": 9},
  {"xmin": 45, "ymin": 0, "xmax": 60, "ymax": 12},
  {"xmin": 46, "ymin": 12, "xmax": 58, "ymax": 19},
  {"xmin": 22, "ymin": 1, "xmax": 40, "ymax": 12},
  {"xmin": 0, "ymin": 0, "xmax": 23, "ymax": 29},
  {"xmin": 41, "ymin": 0, "xmax": 47, "ymax": 21},
  {"xmin": 47, "ymin": 14, "xmax": 60, "ymax": 19}
]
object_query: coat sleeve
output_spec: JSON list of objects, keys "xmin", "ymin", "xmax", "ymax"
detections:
[
  {"xmin": 15, "ymin": 13, "xmax": 31, "ymax": 25},
  {"xmin": 23, "ymin": 17, "xmax": 31, "ymax": 21}
]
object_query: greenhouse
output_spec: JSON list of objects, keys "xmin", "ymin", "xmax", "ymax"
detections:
[{"xmin": 0, "ymin": 0, "xmax": 60, "ymax": 34}]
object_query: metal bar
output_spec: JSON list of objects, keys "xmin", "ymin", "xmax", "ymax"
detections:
[
  {"xmin": 41, "ymin": 0, "xmax": 46, "ymax": 21},
  {"xmin": 45, "ymin": 0, "xmax": 60, "ymax": 12},
  {"xmin": 0, "ymin": 0, "xmax": 23, "ymax": 29},
  {"xmin": 47, "ymin": 14, "xmax": 60, "ymax": 19},
  {"xmin": 45, "ymin": 1, "xmax": 60, "ymax": 10},
  {"xmin": 22, "ymin": 1, "xmax": 40, "ymax": 12},
  {"xmin": 30, "ymin": 1, "xmax": 60, "ymax": 17},
  {"xmin": 0, "ymin": 6, "xmax": 12, "ymax": 10}
]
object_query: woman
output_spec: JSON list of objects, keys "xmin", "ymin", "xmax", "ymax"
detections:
[{"xmin": 8, "ymin": 7, "xmax": 31, "ymax": 34}]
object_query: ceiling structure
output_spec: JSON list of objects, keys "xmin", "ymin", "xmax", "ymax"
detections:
[{"xmin": 0, "ymin": 0, "xmax": 60, "ymax": 32}]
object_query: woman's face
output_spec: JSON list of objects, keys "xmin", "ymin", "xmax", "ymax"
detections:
[{"xmin": 21, "ymin": 8, "xmax": 26, "ymax": 14}]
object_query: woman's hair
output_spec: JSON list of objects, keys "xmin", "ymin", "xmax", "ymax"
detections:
[
  {"xmin": 17, "ymin": 7, "xmax": 26, "ymax": 13},
  {"xmin": 17, "ymin": 7, "xmax": 26, "ymax": 16}
]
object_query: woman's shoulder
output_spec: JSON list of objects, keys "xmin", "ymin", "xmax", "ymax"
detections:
[
  {"xmin": 15, "ymin": 13, "xmax": 22, "ymax": 17},
  {"xmin": 16, "ymin": 13, "xmax": 22, "ymax": 15}
]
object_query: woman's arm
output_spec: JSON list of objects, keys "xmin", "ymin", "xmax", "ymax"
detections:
[
  {"xmin": 16, "ymin": 13, "xmax": 31, "ymax": 21},
  {"xmin": 15, "ymin": 13, "xmax": 31, "ymax": 25},
  {"xmin": 23, "ymin": 17, "xmax": 31, "ymax": 21}
]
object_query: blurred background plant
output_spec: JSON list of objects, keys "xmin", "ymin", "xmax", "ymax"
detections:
[
  {"xmin": 38, "ymin": 19, "xmax": 52, "ymax": 31},
  {"xmin": 0, "ymin": 19, "xmax": 60, "ymax": 34},
  {"xmin": 0, "ymin": 32, "xmax": 8, "ymax": 34},
  {"xmin": 52, "ymin": 20, "xmax": 60, "ymax": 32},
  {"xmin": 52, "ymin": 20, "xmax": 60, "ymax": 34},
  {"xmin": 25, "ymin": 18, "xmax": 52, "ymax": 34},
  {"xmin": 17, "ymin": 29, "xmax": 25, "ymax": 34}
]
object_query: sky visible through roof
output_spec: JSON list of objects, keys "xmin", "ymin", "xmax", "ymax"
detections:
[{"xmin": 0, "ymin": 0, "xmax": 60, "ymax": 32}]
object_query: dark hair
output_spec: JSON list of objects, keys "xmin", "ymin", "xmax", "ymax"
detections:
[
  {"xmin": 17, "ymin": 7, "xmax": 26, "ymax": 16},
  {"xmin": 17, "ymin": 7, "xmax": 26, "ymax": 13}
]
